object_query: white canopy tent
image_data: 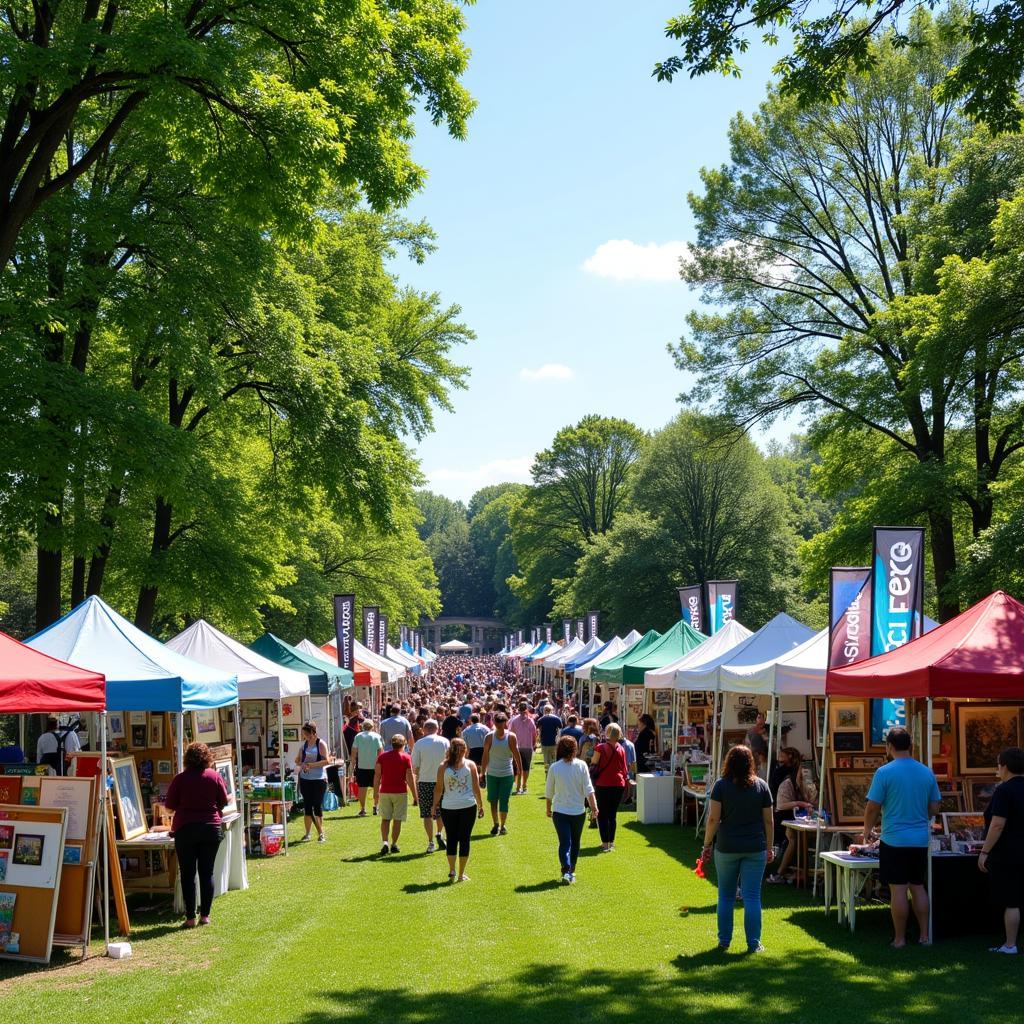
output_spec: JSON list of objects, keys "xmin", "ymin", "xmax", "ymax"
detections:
[
  {"xmin": 439, "ymin": 639, "xmax": 471, "ymax": 653},
  {"xmin": 644, "ymin": 620, "xmax": 753, "ymax": 690}
]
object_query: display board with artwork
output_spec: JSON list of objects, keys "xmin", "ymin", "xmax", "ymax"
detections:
[{"xmin": 0, "ymin": 804, "xmax": 69, "ymax": 964}]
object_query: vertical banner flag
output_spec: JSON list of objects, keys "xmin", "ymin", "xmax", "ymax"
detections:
[
  {"xmin": 399, "ymin": 624, "xmax": 407, "ymax": 647},
  {"xmin": 413, "ymin": 629, "xmax": 421, "ymax": 654},
  {"xmin": 870, "ymin": 527, "xmax": 925, "ymax": 656},
  {"xmin": 516, "ymin": 630, "xmax": 524, "ymax": 647},
  {"xmin": 333, "ymin": 594, "xmax": 355, "ymax": 671},
  {"xmin": 544, "ymin": 623, "xmax": 553, "ymax": 644},
  {"xmin": 363, "ymin": 606, "xmax": 378, "ymax": 651},
  {"xmin": 562, "ymin": 618, "xmax": 572, "ymax": 643},
  {"xmin": 828, "ymin": 567, "xmax": 871, "ymax": 668},
  {"xmin": 377, "ymin": 615, "xmax": 388, "ymax": 658},
  {"xmin": 574, "ymin": 618, "xmax": 585, "ymax": 640},
  {"xmin": 704, "ymin": 581, "xmax": 738, "ymax": 634},
  {"xmin": 586, "ymin": 610, "xmax": 600, "ymax": 641},
  {"xmin": 677, "ymin": 586, "xmax": 703, "ymax": 632}
]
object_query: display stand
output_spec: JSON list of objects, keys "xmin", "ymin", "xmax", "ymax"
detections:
[{"xmin": 0, "ymin": 804, "xmax": 69, "ymax": 964}]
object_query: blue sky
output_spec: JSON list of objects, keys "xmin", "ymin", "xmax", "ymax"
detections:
[{"xmin": 399, "ymin": 1, "xmax": 784, "ymax": 504}]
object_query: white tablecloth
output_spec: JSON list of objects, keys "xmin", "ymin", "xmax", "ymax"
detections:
[{"xmin": 173, "ymin": 813, "xmax": 249, "ymax": 914}]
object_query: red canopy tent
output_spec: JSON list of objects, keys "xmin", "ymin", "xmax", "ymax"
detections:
[
  {"xmin": 827, "ymin": 590, "xmax": 1024, "ymax": 698},
  {"xmin": 0, "ymin": 630, "xmax": 105, "ymax": 712}
]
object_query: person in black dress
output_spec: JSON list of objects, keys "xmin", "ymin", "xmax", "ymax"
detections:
[
  {"xmin": 634, "ymin": 713, "xmax": 659, "ymax": 775},
  {"xmin": 980, "ymin": 746, "xmax": 1024, "ymax": 954}
]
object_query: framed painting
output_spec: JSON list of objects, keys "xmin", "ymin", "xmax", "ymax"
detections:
[
  {"xmin": 282, "ymin": 726, "xmax": 299, "ymax": 743},
  {"xmin": 968, "ymin": 778, "xmax": 999, "ymax": 813},
  {"xmin": 241, "ymin": 719, "xmax": 261, "ymax": 744},
  {"xmin": 852, "ymin": 755, "xmax": 885, "ymax": 770},
  {"xmin": 685, "ymin": 763, "xmax": 710, "ymax": 789},
  {"xmin": 930, "ymin": 758, "xmax": 951, "ymax": 779},
  {"xmin": 220, "ymin": 706, "xmax": 236, "ymax": 742},
  {"xmin": 831, "ymin": 702, "xmax": 864, "ymax": 732},
  {"xmin": 834, "ymin": 731, "xmax": 864, "ymax": 752},
  {"xmin": 107, "ymin": 713, "xmax": 125, "ymax": 741},
  {"xmin": 130, "ymin": 723, "xmax": 148, "ymax": 750},
  {"xmin": 110, "ymin": 757, "xmax": 147, "ymax": 840},
  {"xmin": 936, "ymin": 790, "xmax": 966, "ymax": 814},
  {"xmin": 722, "ymin": 729, "xmax": 746, "ymax": 752},
  {"xmin": 834, "ymin": 754, "xmax": 854, "ymax": 770},
  {"xmin": 688, "ymin": 691, "xmax": 708, "ymax": 708},
  {"xmin": 829, "ymin": 770, "xmax": 875, "ymax": 824},
  {"xmin": 192, "ymin": 709, "xmax": 221, "ymax": 744},
  {"xmin": 651, "ymin": 689, "xmax": 671, "ymax": 707},
  {"xmin": 214, "ymin": 759, "xmax": 237, "ymax": 816},
  {"xmin": 957, "ymin": 703, "xmax": 1019, "ymax": 775},
  {"xmin": 148, "ymin": 713, "xmax": 165, "ymax": 749}
]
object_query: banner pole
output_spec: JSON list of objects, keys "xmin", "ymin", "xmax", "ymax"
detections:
[
  {"xmin": 927, "ymin": 696, "xmax": 934, "ymax": 943},
  {"xmin": 279, "ymin": 697, "xmax": 287, "ymax": 857},
  {"xmin": 814, "ymin": 696, "xmax": 830, "ymax": 898},
  {"xmin": 101, "ymin": 711, "xmax": 109, "ymax": 950}
]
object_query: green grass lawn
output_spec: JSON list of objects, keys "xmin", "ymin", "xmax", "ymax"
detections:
[{"xmin": 1, "ymin": 790, "xmax": 1021, "ymax": 1024}]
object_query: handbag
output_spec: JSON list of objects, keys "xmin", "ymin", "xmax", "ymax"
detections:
[{"xmin": 323, "ymin": 788, "xmax": 339, "ymax": 813}]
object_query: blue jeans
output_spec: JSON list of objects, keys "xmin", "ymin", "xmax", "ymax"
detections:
[
  {"xmin": 714, "ymin": 848, "xmax": 766, "ymax": 948},
  {"xmin": 552, "ymin": 811, "xmax": 586, "ymax": 872}
]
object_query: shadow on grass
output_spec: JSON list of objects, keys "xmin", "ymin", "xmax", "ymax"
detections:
[
  {"xmin": 296, "ymin": 959, "xmax": 1024, "ymax": 1024},
  {"xmin": 403, "ymin": 880, "xmax": 453, "ymax": 894},
  {"xmin": 514, "ymin": 880, "xmax": 562, "ymax": 893}
]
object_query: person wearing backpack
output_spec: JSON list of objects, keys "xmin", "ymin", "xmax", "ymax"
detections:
[
  {"xmin": 36, "ymin": 716, "xmax": 80, "ymax": 775},
  {"xmin": 590, "ymin": 723, "xmax": 629, "ymax": 852},
  {"xmin": 295, "ymin": 721, "xmax": 330, "ymax": 843}
]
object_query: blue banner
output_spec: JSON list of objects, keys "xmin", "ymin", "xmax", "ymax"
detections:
[{"xmin": 870, "ymin": 527, "xmax": 925, "ymax": 656}]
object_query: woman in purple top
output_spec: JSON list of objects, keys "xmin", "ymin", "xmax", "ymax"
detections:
[{"xmin": 165, "ymin": 741, "xmax": 228, "ymax": 928}]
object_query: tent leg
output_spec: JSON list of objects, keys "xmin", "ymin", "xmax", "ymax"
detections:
[
  {"xmin": 101, "ymin": 712, "xmax": 109, "ymax": 951},
  {"xmin": 234, "ymin": 701, "xmax": 245, "ymax": 856},
  {"xmin": 813, "ymin": 696, "xmax": 830, "ymax": 898},
  {"xmin": 926, "ymin": 696, "xmax": 934, "ymax": 943},
  {"xmin": 18, "ymin": 712, "xmax": 25, "ymax": 756},
  {"xmin": 176, "ymin": 712, "xmax": 185, "ymax": 774},
  {"xmin": 766, "ymin": 692, "xmax": 777, "ymax": 783},
  {"xmin": 279, "ymin": 698, "xmax": 287, "ymax": 856}
]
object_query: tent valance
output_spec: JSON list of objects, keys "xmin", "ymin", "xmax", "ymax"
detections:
[{"xmin": 0, "ymin": 630, "xmax": 105, "ymax": 713}]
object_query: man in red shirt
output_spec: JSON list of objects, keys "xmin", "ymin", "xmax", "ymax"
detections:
[{"xmin": 373, "ymin": 734, "xmax": 417, "ymax": 854}]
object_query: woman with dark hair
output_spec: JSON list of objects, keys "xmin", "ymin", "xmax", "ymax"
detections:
[
  {"xmin": 767, "ymin": 747, "xmax": 816, "ymax": 883},
  {"xmin": 634, "ymin": 713, "xmax": 659, "ymax": 775},
  {"xmin": 546, "ymin": 735, "xmax": 599, "ymax": 884},
  {"xmin": 295, "ymin": 720, "xmax": 330, "ymax": 843},
  {"xmin": 165, "ymin": 742, "xmax": 228, "ymax": 927},
  {"xmin": 431, "ymin": 738, "xmax": 483, "ymax": 882},
  {"xmin": 701, "ymin": 744, "xmax": 775, "ymax": 952},
  {"xmin": 979, "ymin": 746, "xmax": 1024, "ymax": 954}
]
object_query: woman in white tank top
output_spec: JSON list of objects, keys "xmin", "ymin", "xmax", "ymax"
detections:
[{"xmin": 431, "ymin": 739, "xmax": 484, "ymax": 882}]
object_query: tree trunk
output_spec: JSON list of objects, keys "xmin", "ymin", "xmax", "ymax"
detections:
[
  {"xmin": 86, "ymin": 477, "xmax": 126, "ymax": 596},
  {"xmin": 134, "ymin": 495, "xmax": 173, "ymax": 632},
  {"xmin": 928, "ymin": 508, "xmax": 960, "ymax": 622},
  {"xmin": 35, "ymin": 530, "xmax": 63, "ymax": 630}
]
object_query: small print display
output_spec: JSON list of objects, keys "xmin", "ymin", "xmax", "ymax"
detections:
[
  {"xmin": 38, "ymin": 777, "xmax": 92, "ymax": 842},
  {"xmin": 833, "ymin": 731, "xmax": 864, "ymax": 752},
  {"xmin": 148, "ymin": 714, "xmax": 165, "ymax": 749},
  {"xmin": 241, "ymin": 719, "xmax": 261, "ymax": 744},
  {"xmin": 0, "ymin": 776, "xmax": 23, "ymax": 805},
  {"xmin": 62, "ymin": 845, "xmax": 83, "ymax": 865},
  {"xmin": 282, "ymin": 727, "xmax": 299, "ymax": 743},
  {"xmin": 108, "ymin": 713, "xmax": 125, "ymax": 740},
  {"xmin": 130, "ymin": 724, "xmax": 147, "ymax": 749},
  {"xmin": 12, "ymin": 833, "xmax": 44, "ymax": 866},
  {"xmin": 957, "ymin": 704, "xmax": 1020, "ymax": 775},
  {"xmin": 852, "ymin": 755, "xmax": 885, "ymax": 770},
  {"xmin": 111, "ymin": 757, "xmax": 147, "ymax": 840},
  {"xmin": 937, "ymin": 790, "xmax": 966, "ymax": 814},
  {"xmin": 192, "ymin": 710, "xmax": 221, "ymax": 744},
  {"xmin": 651, "ymin": 689, "xmax": 671, "ymax": 707},
  {"xmin": 156, "ymin": 760, "xmax": 173, "ymax": 776},
  {"xmin": 0, "ymin": 825, "xmax": 13, "ymax": 849},
  {"xmin": 942, "ymin": 812, "xmax": 986, "ymax": 841},
  {"xmin": 831, "ymin": 703, "xmax": 864, "ymax": 731}
]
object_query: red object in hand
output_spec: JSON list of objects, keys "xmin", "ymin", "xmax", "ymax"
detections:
[{"xmin": 694, "ymin": 856, "xmax": 706, "ymax": 879}]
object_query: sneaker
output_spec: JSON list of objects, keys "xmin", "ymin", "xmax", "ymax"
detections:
[
  {"xmin": 436, "ymin": 834, "xmax": 446, "ymax": 850},
  {"xmin": 372, "ymin": 806, "xmax": 379, "ymax": 816},
  {"xmin": 561, "ymin": 872, "xmax": 572, "ymax": 885},
  {"xmin": 767, "ymin": 874, "xmax": 787, "ymax": 884},
  {"xmin": 457, "ymin": 874, "xmax": 470, "ymax": 883},
  {"xmin": 499, "ymin": 826, "xmax": 507, "ymax": 835},
  {"xmin": 380, "ymin": 843, "xmax": 390, "ymax": 856},
  {"xmin": 716, "ymin": 942, "xmax": 730, "ymax": 951},
  {"xmin": 199, "ymin": 916, "xmax": 211, "ymax": 926},
  {"xmin": 448, "ymin": 870, "xmax": 456, "ymax": 881},
  {"xmin": 390, "ymin": 843, "xmax": 400, "ymax": 854},
  {"xmin": 490, "ymin": 825, "xmax": 499, "ymax": 836},
  {"xmin": 990, "ymin": 945, "xmax": 1018, "ymax": 954},
  {"xmin": 183, "ymin": 918, "xmax": 197, "ymax": 929},
  {"xmin": 297, "ymin": 834, "xmax": 311, "ymax": 843},
  {"xmin": 568, "ymin": 873, "xmax": 576, "ymax": 884},
  {"xmin": 357, "ymin": 810, "xmax": 367, "ymax": 817},
  {"xmin": 426, "ymin": 842, "xmax": 436, "ymax": 853},
  {"xmin": 748, "ymin": 943, "xmax": 766, "ymax": 953},
  {"xmin": 318, "ymin": 833, "xmax": 326, "ymax": 843}
]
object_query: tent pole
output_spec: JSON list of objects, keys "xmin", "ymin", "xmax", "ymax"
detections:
[
  {"xmin": 926, "ymin": 696, "xmax": 934, "ymax": 944},
  {"xmin": 813, "ymin": 696, "xmax": 830, "ymax": 898},
  {"xmin": 176, "ymin": 712, "xmax": 185, "ymax": 774},
  {"xmin": 101, "ymin": 711, "xmax": 109, "ymax": 951},
  {"xmin": 234, "ymin": 700, "xmax": 244, "ymax": 854},
  {"xmin": 765, "ymin": 692, "xmax": 777, "ymax": 783},
  {"xmin": 18, "ymin": 712, "xmax": 25, "ymax": 756},
  {"xmin": 279, "ymin": 697, "xmax": 287, "ymax": 856}
]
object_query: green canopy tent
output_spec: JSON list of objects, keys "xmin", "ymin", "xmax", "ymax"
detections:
[
  {"xmin": 249, "ymin": 633, "xmax": 353, "ymax": 782},
  {"xmin": 590, "ymin": 629, "xmax": 663, "ymax": 686}
]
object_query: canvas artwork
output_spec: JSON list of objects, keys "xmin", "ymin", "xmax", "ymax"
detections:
[
  {"xmin": 688, "ymin": 691, "xmax": 708, "ymax": 708},
  {"xmin": 241, "ymin": 719, "xmax": 261, "ymax": 744},
  {"xmin": 969, "ymin": 779, "xmax": 999, "ymax": 813},
  {"xmin": 130, "ymin": 724, "xmax": 147, "ymax": 749},
  {"xmin": 722, "ymin": 730, "xmax": 746, "ymax": 752},
  {"xmin": 12, "ymin": 833, "xmax": 44, "ymax": 866},
  {"xmin": 193, "ymin": 710, "xmax": 220, "ymax": 741},
  {"xmin": 830, "ymin": 770, "xmax": 875, "ymax": 824},
  {"xmin": 958, "ymin": 704, "xmax": 1019, "ymax": 775},
  {"xmin": 0, "ymin": 824, "xmax": 13, "ymax": 849},
  {"xmin": 831, "ymin": 703, "xmax": 864, "ymax": 731},
  {"xmin": 107, "ymin": 713, "xmax": 125, "ymax": 740},
  {"xmin": 283, "ymin": 727, "xmax": 299, "ymax": 743},
  {"xmin": 852, "ymin": 755, "xmax": 885, "ymax": 770},
  {"xmin": 834, "ymin": 731, "xmax": 865, "ymax": 752},
  {"xmin": 220, "ymin": 707, "xmax": 236, "ymax": 742},
  {"xmin": 129, "ymin": 712, "xmax": 147, "ymax": 726},
  {"xmin": 214, "ymin": 760, "xmax": 237, "ymax": 816},
  {"xmin": 148, "ymin": 714, "xmax": 165, "ymax": 749},
  {"xmin": 156, "ymin": 760, "xmax": 173, "ymax": 776},
  {"xmin": 0, "ymin": 776, "xmax": 23, "ymax": 805},
  {"xmin": 62, "ymin": 845, "xmax": 82, "ymax": 865},
  {"xmin": 835, "ymin": 754, "xmax": 853, "ymax": 770},
  {"xmin": 937, "ymin": 791, "xmax": 966, "ymax": 814},
  {"xmin": 931, "ymin": 758, "xmax": 951, "ymax": 779},
  {"xmin": 651, "ymin": 689, "xmax": 671, "ymax": 707},
  {"xmin": 685, "ymin": 763, "xmax": 710, "ymax": 788}
]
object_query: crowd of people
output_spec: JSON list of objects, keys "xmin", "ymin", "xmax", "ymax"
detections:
[{"xmin": 160, "ymin": 652, "xmax": 1024, "ymax": 956}]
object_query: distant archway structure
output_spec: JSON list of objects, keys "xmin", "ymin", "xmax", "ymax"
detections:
[{"xmin": 419, "ymin": 617, "xmax": 507, "ymax": 657}]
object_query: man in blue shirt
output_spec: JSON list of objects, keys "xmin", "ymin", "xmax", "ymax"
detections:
[
  {"xmin": 560, "ymin": 715, "xmax": 583, "ymax": 745},
  {"xmin": 536, "ymin": 705, "xmax": 564, "ymax": 769},
  {"xmin": 863, "ymin": 727, "xmax": 941, "ymax": 947}
]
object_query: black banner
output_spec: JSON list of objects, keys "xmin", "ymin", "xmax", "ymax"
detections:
[
  {"xmin": 677, "ymin": 585, "xmax": 703, "ymax": 632},
  {"xmin": 871, "ymin": 527, "xmax": 925, "ymax": 656},
  {"xmin": 363, "ymin": 606, "xmax": 378, "ymax": 651},
  {"xmin": 562, "ymin": 618, "xmax": 572, "ymax": 643},
  {"xmin": 704, "ymin": 580, "xmax": 738, "ymax": 634},
  {"xmin": 586, "ymin": 610, "xmax": 600, "ymax": 641},
  {"xmin": 377, "ymin": 615, "xmax": 388, "ymax": 658},
  {"xmin": 412, "ymin": 629, "xmax": 421, "ymax": 653},
  {"xmin": 828, "ymin": 567, "xmax": 871, "ymax": 668},
  {"xmin": 544, "ymin": 623, "xmax": 553, "ymax": 643},
  {"xmin": 574, "ymin": 617, "xmax": 585, "ymax": 640},
  {"xmin": 333, "ymin": 594, "xmax": 355, "ymax": 671},
  {"xmin": 399, "ymin": 624, "xmax": 408, "ymax": 647},
  {"xmin": 516, "ymin": 629, "xmax": 523, "ymax": 646}
]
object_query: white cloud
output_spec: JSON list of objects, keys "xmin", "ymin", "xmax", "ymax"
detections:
[
  {"xmin": 518, "ymin": 363, "xmax": 575, "ymax": 382},
  {"xmin": 426, "ymin": 456, "xmax": 534, "ymax": 498},
  {"xmin": 582, "ymin": 239, "xmax": 689, "ymax": 282}
]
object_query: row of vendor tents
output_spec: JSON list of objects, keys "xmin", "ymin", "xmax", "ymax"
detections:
[
  {"xmin": 0, "ymin": 594, "xmax": 435, "ymax": 718},
  {"xmin": 501, "ymin": 592, "xmax": 1023, "ymax": 700}
]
